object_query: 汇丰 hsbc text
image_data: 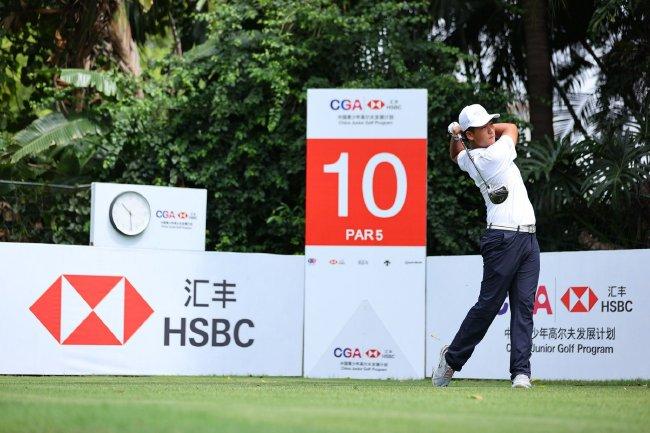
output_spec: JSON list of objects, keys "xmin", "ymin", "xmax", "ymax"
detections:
[{"xmin": 163, "ymin": 278, "xmax": 254, "ymax": 347}]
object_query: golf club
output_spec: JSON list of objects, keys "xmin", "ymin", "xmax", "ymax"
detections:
[{"xmin": 457, "ymin": 135, "xmax": 509, "ymax": 204}]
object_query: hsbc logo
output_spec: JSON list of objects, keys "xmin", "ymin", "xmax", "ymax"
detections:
[
  {"xmin": 365, "ymin": 348, "xmax": 381, "ymax": 358},
  {"xmin": 367, "ymin": 100, "xmax": 385, "ymax": 110},
  {"xmin": 561, "ymin": 286, "xmax": 598, "ymax": 312},
  {"xmin": 30, "ymin": 275, "xmax": 153, "ymax": 345}
]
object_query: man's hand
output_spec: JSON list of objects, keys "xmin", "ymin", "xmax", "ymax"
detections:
[
  {"xmin": 447, "ymin": 122, "xmax": 464, "ymax": 162},
  {"xmin": 448, "ymin": 122, "xmax": 462, "ymax": 138}
]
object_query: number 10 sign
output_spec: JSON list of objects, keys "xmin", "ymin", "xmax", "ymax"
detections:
[
  {"xmin": 307, "ymin": 139, "xmax": 426, "ymax": 245},
  {"xmin": 306, "ymin": 89, "xmax": 427, "ymax": 247},
  {"xmin": 304, "ymin": 89, "xmax": 428, "ymax": 379}
]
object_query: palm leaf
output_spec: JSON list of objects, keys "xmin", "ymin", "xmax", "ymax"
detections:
[
  {"xmin": 11, "ymin": 113, "xmax": 101, "ymax": 163},
  {"xmin": 59, "ymin": 69, "xmax": 117, "ymax": 97},
  {"xmin": 581, "ymin": 131, "xmax": 650, "ymax": 205},
  {"xmin": 519, "ymin": 137, "xmax": 583, "ymax": 212}
]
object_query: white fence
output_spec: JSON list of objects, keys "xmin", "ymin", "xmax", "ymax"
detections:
[
  {"xmin": 1, "ymin": 242, "xmax": 647, "ymax": 379},
  {"xmin": 426, "ymin": 249, "xmax": 650, "ymax": 380},
  {"xmin": 0, "ymin": 243, "xmax": 304, "ymax": 375}
]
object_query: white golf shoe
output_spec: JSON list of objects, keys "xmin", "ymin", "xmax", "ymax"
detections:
[
  {"xmin": 511, "ymin": 374, "xmax": 532, "ymax": 388},
  {"xmin": 432, "ymin": 345, "xmax": 455, "ymax": 387}
]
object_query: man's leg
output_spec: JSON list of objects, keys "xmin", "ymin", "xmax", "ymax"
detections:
[
  {"xmin": 445, "ymin": 230, "xmax": 520, "ymax": 371},
  {"xmin": 508, "ymin": 234, "xmax": 540, "ymax": 379}
]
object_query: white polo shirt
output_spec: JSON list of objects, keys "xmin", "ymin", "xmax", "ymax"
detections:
[{"xmin": 457, "ymin": 135, "xmax": 536, "ymax": 227}]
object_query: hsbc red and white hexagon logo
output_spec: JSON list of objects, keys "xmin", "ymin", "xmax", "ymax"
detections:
[
  {"xmin": 365, "ymin": 348, "xmax": 381, "ymax": 358},
  {"xmin": 561, "ymin": 286, "xmax": 598, "ymax": 313},
  {"xmin": 367, "ymin": 100, "xmax": 385, "ymax": 110},
  {"xmin": 29, "ymin": 275, "xmax": 153, "ymax": 345}
]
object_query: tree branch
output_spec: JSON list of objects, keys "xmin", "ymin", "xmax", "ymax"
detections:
[
  {"xmin": 169, "ymin": 11, "xmax": 183, "ymax": 57},
  {"xmin": 580, "ymin": 40, "xmax": 605, "ymax": 70},
  {"xmin": 552, "ymin": 75, "xmax": 590, "ymax": 139}
]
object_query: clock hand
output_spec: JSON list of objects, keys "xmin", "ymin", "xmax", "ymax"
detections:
[{"xmin": 121, "ymin": 203, "xmax": 132, "ymax": 215}]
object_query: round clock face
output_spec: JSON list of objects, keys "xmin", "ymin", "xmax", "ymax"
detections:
[{"xmin": 109, "ymin": 191, "xmax": 151, "ymax": 236}]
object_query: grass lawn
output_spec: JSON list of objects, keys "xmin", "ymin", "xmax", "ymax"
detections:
[{"xmin": 0, "ymin": 376, "xmax": 648, "ymax": 433}]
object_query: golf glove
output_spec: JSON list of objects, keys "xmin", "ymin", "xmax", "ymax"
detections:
[{"xmin": 447, "ymin": 122, "xmax": 462, "ymax": 140}]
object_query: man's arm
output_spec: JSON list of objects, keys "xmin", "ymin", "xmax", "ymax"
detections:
[
  {"xmin": 449, "ymin": 136, "xmax": 464, "ymax": 162},
  {"xmin": 493, "ymin": 123, "xmax": 518, "ymax": 145}
]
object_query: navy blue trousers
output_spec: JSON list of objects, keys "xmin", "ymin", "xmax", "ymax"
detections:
[{"xmin": 445, "ymin": 229, "xmax": 540, "ymax": 379}]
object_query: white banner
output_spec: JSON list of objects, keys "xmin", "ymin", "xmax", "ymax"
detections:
[
  {"xmin": 426, "ymin": 249, "xmax": 650, "ymax": 380},
  {"xmin": 90, "ymin": 182, "xmax": 207, "ymax": 251},
  {"xmin": 304, "ymin": 89, "xmax": 427, "ymax": 379},
  {"xmin": 0, "ymin": 243, "xmax": 303, "ymax": 375},
  {"xmin": 306, "ymin": 89, "xmax": 427, "ymax": 139},
  {"xmin": 304, "ymin": 247, "xmax": 425, "ymax": 378}
]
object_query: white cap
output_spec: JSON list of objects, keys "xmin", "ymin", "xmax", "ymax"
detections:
[{"xmin": 459, "ymin": 104, "xmax": 500, "ymax": 131}]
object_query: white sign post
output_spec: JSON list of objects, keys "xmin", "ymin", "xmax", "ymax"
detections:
[
  {"xmin": 426, "ymin": 249, "xmax": 650, "ymax": 380},
  {"xmin": 90, "ymin": 182, "xmax": 207, "ymax": 251},
  {"xmin": 304, "ymin": 89, "xmax": 428, "ymax": 379}
]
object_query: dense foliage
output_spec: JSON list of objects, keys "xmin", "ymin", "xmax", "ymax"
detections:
[{"xmin": 1, "ymin": 0, "xmax": 648, "ymax": 253}]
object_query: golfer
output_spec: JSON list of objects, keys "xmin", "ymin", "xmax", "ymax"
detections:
[{"xmin": 432, "ymin": 104, "xmax": 540, "ymax": 388}]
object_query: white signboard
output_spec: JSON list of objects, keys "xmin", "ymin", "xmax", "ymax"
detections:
[
  {"xmin": 306, "ymin": 89, "xmax": 427, "ymax": 139},
  {"xmin": 304, "ymin": 89, "xmax": 427, "ymax": 379},
  {"xmin": 0, "ymin": 243, "xmax": 304, "ymax": 375},
  {"xmin": 90, "ymin": 182, "xmax": 207, "ymax": 251},
  {"xmin": 426, "ymin": 249, "xmax": 650, "ymax": 380}
]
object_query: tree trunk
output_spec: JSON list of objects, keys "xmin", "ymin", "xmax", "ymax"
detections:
[
  {"xmin": 108, "ymin": 0, "xmax": 142, "ymax": 77},
  {"xmin": 169, "ymin": 12, "xmax": 183, "ymax": 57},
  {"xmin": 522, "ymin": 0, "xmax": 554, "ymax": 141}
]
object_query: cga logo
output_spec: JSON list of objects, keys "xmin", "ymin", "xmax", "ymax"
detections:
[
  {"xmin": 561, "ymin": 286, "xmax": 598, "ymax": 312},
  {"xmin": 307, "ymin": 258, "xmax": 317, "ymax": 265},
  {"xmin": 156, "ymin": 210, "xmax": 190, "ymax": 219},
  {"xmin": 334, "ymin": 347, "xmax": 362, "ymax": 358},
  {"xmin": 330, "ymin": 99, "xmax": 363, "ymax": 111},
  {"xmin": 367, "ymin": 100, "xmax": 385, "ymax": 110},
  {"xmin": 333, "ymin": 347, "xmax": 382, "ymax": 358},
  {"xmin": 30, "ymin": 275, "xmax": 153, "ymax": 345}
]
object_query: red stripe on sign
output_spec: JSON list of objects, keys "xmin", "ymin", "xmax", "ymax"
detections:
[{"xmin": 306, "ymin": 138, "xmax": 427, "ymax": 246}]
